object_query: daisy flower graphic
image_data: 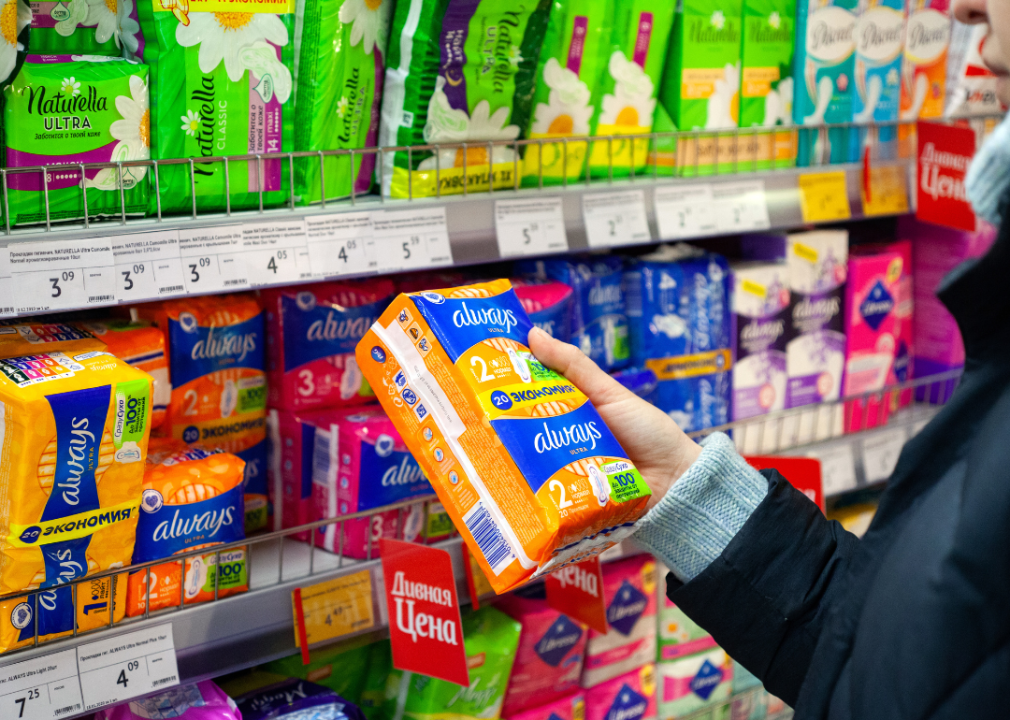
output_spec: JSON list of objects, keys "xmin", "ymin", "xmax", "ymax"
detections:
[
  {"xmin": 531, "ymin": 58, "xmax": 593, "ymax": 136},
  {"xmin": 769, "ymin": 11, "xmax": 780, "ymax": 28},
  {"xmin": 83, "ymin": 0, "xmax": 141, "ymax": 53},
  {"xmin": 336, "ymin": 96, "xmax": 349, "ymax": 118},
  {"xmin": 175, "ymin": 11, "xmax": 289, "ymax": 82},
  {"xmin": 711, "ymin": 10, "xmax": 725, "ymax": 29},
  {"xmin": 181, "ymin": 109, "xmax": 201, "ymax": 137},
  {"xmin": 61, "ymin": 76, "xmax": 82, "ymax": 96},
  {"xmin": 339, "ymin": 0, "xmax": 391, "ymax": 56},
  {"xmin": 598, "ymin": 52, "xmax": 655, "ymax": 131},
  {"xmin": 87, "ymin": 74, "xmax": 151, "ymax": 190},
  {"xmin": 0, "ymin": 0, "xmax": 30, "ymax": 85}
]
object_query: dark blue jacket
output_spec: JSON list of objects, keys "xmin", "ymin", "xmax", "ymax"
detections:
[{"xmin": 668, "ymin": 229, "xmax": 1010, "ymax": 718}]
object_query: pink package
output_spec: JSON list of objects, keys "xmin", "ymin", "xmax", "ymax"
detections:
[
  {"xmin": 583, "ymin": 555, "xmax": 658, "ymax": 689},
  {"xmin": 584, "ymin": 666, "xmax": 657, "ymax": 720},
  {"xmin": 96, "ymin": 681, "xmax": 239, "ymax": 720},
  {"xmin": 505, "ymin": 693, "xmax": 586, "ymax": 720},
  {"xmin": 499, "ymin": 587, "xmax": 588, "ymax": 716},
  {"xmin": 312, "ymin": 408, "xmax": 436, "ymax": 558},
  {"xmin": 262, "ymin": 279, "xmax": 394, "ymax": 412},
  {"xmin": 512, "ymin": 279, "xmax": 575, "ymax": 342}
]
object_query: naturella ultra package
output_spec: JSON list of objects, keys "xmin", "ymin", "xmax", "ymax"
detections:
[
  {"xmin": 137, "ymin": 1, "xmax": 295, "ymax": 214},
  {"xmin": 29, "ymin": 0, "xmax": 143, "ymax": 57},
  {"xmin": 379, "ymin": 0, "xmax": 551, "ymax": 198},
  {"xmin": 2, "ymin": 55, "xmax": 150, "ymax": 226},
  {"xmin": 293, "ymin": 0, "xmax": 391, "ymax": 203}
]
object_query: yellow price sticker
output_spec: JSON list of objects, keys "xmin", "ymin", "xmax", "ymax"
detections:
[
  {"xmin": 293, "ymin": 570, "xmax": 375, "ymax": 650},
  {"xmin": 798, "ymin": 171, "xmax": 851, "ymax": 223},
  {"xmin": 862, "ymin": 164, "xmax": 910, "ymax": 217}
]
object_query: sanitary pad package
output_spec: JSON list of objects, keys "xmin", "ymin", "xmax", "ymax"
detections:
[
  {"xmin": 237, "ymin": 678, "xmax": 367, "ymax": 720},
  {"xmin": 657, "ymin": 649, "xmax": 733, "ymax": 720},
  {"xmin": 356, "ymin": 279, "xmax": 651, "ymax": 593},
  {"xmin": 97, "ymin": 681, "xmax": 240, "ymax": 720},
  {"xmin": 137, "ymin": 3, "xmax": 295, "ymax": 214},
  {"xmin": 852, "ymin": 0, "xmax": 906, "ymax": 159},
  {"xmin": 29, "ymin": 0, "xmax": 143, "ymax": 56},
  {"xmin": 507, "ymin": 693, "xmax": 587, "ymax": 720},
  {"xmin": 126, "ymin": 439, "xmax": 247, "ymax": 617},
  {"xmin": 379, "ymin": 0, "xmax": 551, "ymax": 197},
  {"xmin": 0, "ymin": 323, "xmax": 106, "ymax": 360},
  {"xmin": 0, "ymin": 351, "xmax": 151, "ymax": 653},
  {"xmin": 657, "ymin": 568, "xmax": 717, "ymax": 661},
  {"xmin": 264, "ymin": 638, "xmax": 376, "ymax": 702},
  {"xmin": 262, "ymin": 280, "xmax": 394, "ymax": 412},
  {"xmin": 2, "ymin": 55, "xmax": 150, "ymax": 226},
  {"xmin": 140, "ymin": 294, "xmax": 269, "ymax": 533},
  {"xmin": 513, "ymin": 279, "xmax": 575, "ymax": 342},
  {"xmin": 583, "ymin": 554, "xmax": 657, "ymax": 688},
  {"xmin": 624, "ymin": 248, "xmax": 732, "ymax": 432},
  {"xmin": 499, "ymin": 584, "xmax": 588, "ymax": 716},
  {"xmin": 268, "ymin": 407, "xmax": 341, "ymax": 535},
  {"xmin": 897, "ymin": 0, "xmax": 951, "ymax": 155},
  {"xmin": 584, "ymin": 665, "xmax": 657, "ymax": 720}
]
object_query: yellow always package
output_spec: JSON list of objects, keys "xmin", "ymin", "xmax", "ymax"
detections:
[
  {"xmin": 356, "ymin": 279, "xmax": 651, "ymax": 593},
  {"xmin": 0, "ymin": 350, "xmax": 151, "ymax": 652}
]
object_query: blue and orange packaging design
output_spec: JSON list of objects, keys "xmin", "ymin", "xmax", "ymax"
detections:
[
  {"xmin": 126, "ymin": 438, "xmax": 247, "ymax": 617},
  {"xmin": 356, "ymin": 279, "xmax": 650, "ymax": 594},
  {"xmin": 0, "ymin": 350, "xmax": 151, "ymax": 652},
  {"xmin": 139, "ymin": 295, "xmax": 269, "ymax": 534}
]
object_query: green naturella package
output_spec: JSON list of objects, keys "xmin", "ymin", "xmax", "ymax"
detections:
[
  {"xmin": 585, "ymin": 0, "xmax": 675, "ymax": 180},
  {"xmin": 2, "ymin": 54, "xmax": 150, "ymax": 226},
  {"xmin": 293, "ymin": 0, "xmax": 391, "ymax": 203},
  {"xmin": 652, "ymin": 0, "xmax": 742, "ymax": 176},
  {"xmin": 382, "ymin": 606, "xmax": 521, "ymax": 720},
  {"xmin": 28, "ymin": 0, "xmax": 143, "ymax": 57},
  {"xmin": 379, "ymin": 0, "xmax": 551, "ymax": 198},
  {"xmin": 137, "ymin": 1, "xmax": 295, "ymax": 215},
  {"xmin": 521, "ymin": 0, "xmax": 613, "ymax": 186}
]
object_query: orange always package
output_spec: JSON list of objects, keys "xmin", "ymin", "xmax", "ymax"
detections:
[
  {"xmin": 0, "ymin": 350, "xmax": 151, "ymax": 652},
  {"xmin": 126, "ymin": 439, "xmax": 248, "ymax": 617},
  {"xmin": 356, "ymin": 280, "xmax": 651, "ymax": 594}
]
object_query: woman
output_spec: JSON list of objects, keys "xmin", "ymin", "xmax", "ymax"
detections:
[{"xmin": 528, "ymin": 1, "xmax": 1010, "ymax": 716}]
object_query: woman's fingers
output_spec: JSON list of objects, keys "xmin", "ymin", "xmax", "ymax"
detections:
[{"xmin": 527, "ymin": 327, "xmax": 632, "ymax": 406}]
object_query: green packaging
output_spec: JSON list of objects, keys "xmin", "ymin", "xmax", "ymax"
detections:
[
  {"xmin": 586, "ymin": 0, "xmax": 675, "ymax": 179},
  {"xmin": 137, "ymin": 3, "xmax": 295, "ymax": 215},
  {"xmin": 652, "ymin": 0, "xmax": 742, "ymax": 176},
  {"xmin": 382, "ymin": 607, "xmax": 521, "ymax": 720},
  {"xmin": 521, "ymin": 0, "xmax": 612, "ymax": 186},
  {"xmin": 264, "ymin": 637, "xmax": 376, "ymax": 703},
  {"xmin": 2, "ymin": 54, "xmax": 150, "ymax": 226},
  {"xmin": 738, "ymin": 0, "xmax": 796, "ymax": 170},
  {"xmin": 379, "ymin": 0, "xmax": 551, "ymax": 198},
  {"xmin": 28, "ymin": 0, "xmax": 143, "ymax": 57},
  {"xmin": 293, "ymin": 0, "xmax": 391, "ymax": 203}
]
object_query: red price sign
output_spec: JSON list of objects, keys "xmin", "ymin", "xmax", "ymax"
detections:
[
  {"xmin": 746, "ymin": 456, "xmax": 824, "ymax": 513},
  {"xmin": 544, "ymin": 557, "xmax": 608, "ymax": 633},
  {"xmin": 916, "ymin": 121, "xmax": 977, "ymax": 232},
  {"xmin": 380, "ymin": 539, "xmax": 469, "ymax": 686}
]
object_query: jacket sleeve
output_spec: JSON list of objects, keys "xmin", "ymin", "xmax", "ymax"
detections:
[{"xmin": 665, "ymin": 469, "xmax": 860, "ymax": 706}]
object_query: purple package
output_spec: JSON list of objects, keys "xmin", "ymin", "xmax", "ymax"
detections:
[
  {"xmin": 96, "ymin": 682, "xmax": 239, "ymax": 720},
  {"xmin": 236, "ymin": 679, "xmax": 365, "ymax": 720}
]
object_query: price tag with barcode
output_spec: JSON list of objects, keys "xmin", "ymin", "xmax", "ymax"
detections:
[
  {"xmin": 372, "ymin": 207, "xmax": 453, "ymax": 272},
  {"xmin": 0, "ymin": 248, "xmax": 14, "ymax": 317},
  {"xmin": 654, "ymin": 184, "xmax": 718, "ymax": 240},
  {"xmin": 178, "ymin": 226, "xmax": 249, "ymax": 293},
  {"xmin": 242, "ymin": 219, "xmax": 310, "ymax": 287},
  {"xmin": 582, "ymin": 190, "xmax": 651, "ymax": 249},
  {"xmin": 113, "ymin": 230, "xmax": 185, "ymax": 302},
  {"xmin": 8, "ymin": 238, "xmax": 116, "ymax": 314},
  {"xmin": 862, "ymin": 427, "xmax": 908, "ymax": 483},
  {"xmin": 494, "ymin": 197, "xmax": 569, "ymax": 258},
  {"xmin": 807, "ymin": 443, "xmax": 858, "ymax": 496},
  {"xmin": 0, "ymin": 648, "xmax": 82, "ymax": 720},
  {"xmin": 711, "ymin": 181, "xmax": 771, "ymax": 233},
  {"xmin": 306, "ymin": 212, "xmax": 373, "ymax": 278},
  {"xmin": 77, "ymin": 624, "xmax": 179, "ymax": 713}
]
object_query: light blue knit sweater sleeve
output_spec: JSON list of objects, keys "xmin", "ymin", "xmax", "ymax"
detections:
[{"xmin": 632, "ymin": 432, "xmax": 769, "ymax": 583}]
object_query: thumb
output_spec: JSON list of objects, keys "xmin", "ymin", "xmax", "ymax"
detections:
[{"xmin": 527, "ymin": 327, "xmax": 633, "ymax": 407}]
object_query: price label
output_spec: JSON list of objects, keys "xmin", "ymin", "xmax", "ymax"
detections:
[
  {"xmin": 372, "ymin": 207, "xmax": 453, "ymax": 272},
  {"xmin": 862, "ymin": 164, "xmax": 910, "ymax": 217},
  {"xmin": 798, "ymin": 171, "xmax": 851, "ymax": 223},
  {"xmin": 807, "ymin": 443, "xmax": 858, "ymax": 496},
  {"xmin": 306, "ymin": 212, "xmax": 373, "ymax": 277},
  {"xmin": 77, "ymin": 624, "xmax": 179, "ymax": 713},
  {"xmin": 654, "ymin": 184, "xmax": 717, "ymax": 239},
  {"xmin": 242, "ymin": 219, "xmax": 311, "ymax": 287},
  {"xmin": 0, "ymin": 649, "xmax": 82, "ymax": 720},
  {"xmin": 711, "ymin": 181, "xmax": 771, "ymax": 233},
  {"xmin": 861, "ymin": 427, "xmax": 908, "ymax": 483},
  {"xmin": 112, "ymin": 230, "xmax": 186, "ymax": 301},
  {"xmin": 179, "ymin": 225, "xmax": 249, "ymax": 293},
  {"xmin": 8, "ymin": 238, "xmax": 116, "ymax": 314},
  {"xmin": 293, "ymin": 569, "xmax": 375, "ymax": 649},
  {"xmin": 494, "ymin": 197, "xmax": 569, "ymax": 257},
  {"xmin": 0, "ymin": 248, "xmax": 14, "ymax": 317},
  {"xmin": 582, "ymin": 190, "xmax": 651, "ymax": 249}
]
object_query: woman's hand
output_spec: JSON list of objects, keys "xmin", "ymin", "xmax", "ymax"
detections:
[{"xmin": 527, "ymin": 327, "xmax": 702, "ymax": 510}]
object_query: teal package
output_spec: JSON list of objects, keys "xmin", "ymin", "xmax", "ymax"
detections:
[
  {"xmin": 852, "ymin": 0, "xmax": 906, "ymax": 160},
  {"xmin": 136, "ymin": 3, "xmax": 295, "ymax": 215},
  {"xmin": 28, "ymin": 0, "xmax": 143, "ymax": 57},
  {"xmin": 793, "ymin": 0, "xmax": 858, "ymax": 165}
]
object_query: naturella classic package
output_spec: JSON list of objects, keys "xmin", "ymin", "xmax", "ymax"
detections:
[
  {"xmin": 379, "ymin": 0, "xmax": 551, "ymax": 198},
  {"xmin": 293, "ymin": 0, "xmax": 390, "ymax": 203},
  {"xmin": 356, "ymin": 279, "xmax": 651, "ymax": 593},
  {"xmin": 137, "ymin": 1, "xmax": 295, "ymax": 214},
  {"xmin": 2, "ymin": 55, "xmax": 150, "ymax": 226},
  {"xmin": 29, "ymin": 0, "xmax": 143, "ymax": 57}
]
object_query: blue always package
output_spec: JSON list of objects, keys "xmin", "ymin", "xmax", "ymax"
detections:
[
  {"xmin": 518, "ymin": 256, "xmax": 630, "ymax": 371},
  {"xmin": 237, "ymin": 678, "xmax": 366, "ymax": 720},
  {"xmin": 624, "ymin": 246, "xmax": 732, "ymax": 432}
]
